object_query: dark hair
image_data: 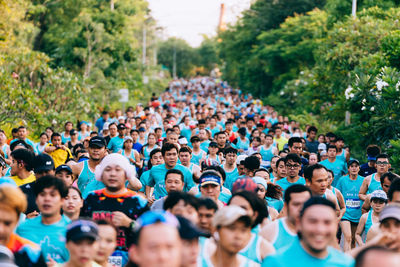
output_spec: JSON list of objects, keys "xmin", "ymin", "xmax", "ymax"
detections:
[
  {"xmin": 163, "ymin": 191, "xmax": 199, "ymax": 211},
  {"xmin": 214, "ymin": 131, "xmax": 226, "ymax": 138},
  {"xmin": 97, "ymin": 219, "xmax": 118, "ymax": 234},
  {"xmin": 147, "ymin": 148, "xmax": 162, "ymax": 169},
  {"xmin": 68, "ymin": 186, "xmax": 83, "ymax": 199},
  {"xmin": 336, "ymin": 136, "xmax": 344, "ymax": 142},
  {"xmin": 254, "ymin": 168, "xmax": 269, "ymax": 175},
  {"xmin": 10, "ymin": 139, "xmax": 33, "ymax": 152},
  {"xmin": 288, "ymin": 137, "xmax": 302, "ymax": 148},
  {"xmin": 166, "ymin": 128, "xmax": 175, "ymax": 134},
  {"xmin": 304, "ymin": 164, "xmax": 327, "ymax": 182},
  {"xmin": 266, "ymin": 183, "xmax": 283, "ymax": 200},
  {"xmin": 380, "ymin": 172, "xmax": 399, "ymax": 186},
  {"xmin": 276, "ymin": 157, "xmax": 286, "ymax": 169},
  {"xmin": 34, "ymin": 175, "xmax": 68, "ymax": 198},
  {"xmin": 224, "ymin": 146, "xmax": 238, "ymax": 155},
  {"xmin": 165, "ymin": 169, "xmax": 184, "ymax": 182},
  {"xmin": 39, "ymin": 132, "xmax": 48, "ymax": 138},
  {"xmin": 179, "ymin": 146, "xmax": 192, "ymax": 154},
  {"xmin": 17, "ymin": 126, "xmax": 27, "ymax": 130},
  {"xmin": 198, "ymin": 197, "xmax": 218, "ymax": 211},
  {"xmin": 326, "ymin": 169, "xmax": 334, "ymax": 178},
  {"xmin": 10, "ymin": 148, "xmax": 35, "ymax": 171},
  {"xmin": 300, "ymin": 197, "xmax": 336, "ymax": 218},
  {"xmin": 284, "ymin": 153, "xmax": 302, "ymax": 165},
  {"xmin": 284, "ymin": 184, "xmax": 311, "ymax": 205},
  {"xmin": 51, "ymin": 132, "xmax": 61, "ymax": 140},
  {"xmin": 130, "ymin": 129, "xmax": 139, "ymax": 135},
  {"xmin": 244, "ymin": 155, "xmax": 260, "ymax": 171},
  {"xmin": 376, "ymin": 153, "xmax": 390, "ymax": 161},
  {"xmin": 327, "ymin": 144, "xmax": 338, "ymax": 152},
  {"xmin": 161, "ymin": 143, "xmax": 179, "ymax": 156},
  {"xmin": 307, "ymin": 126, "xmax": 318, "ymax": 134},
  {"xmin": 228, "ymin": 190, "xmax": 268, "ymax": 227},
  {"xmin": 355, "ymin": 246, "xmax": 397, "ymax": 267},
  {"xmin": 204, "ymin": 166, "xmax": 226, "ymax": 182},
  {"xmin": 388, "ymin": 178, "xmax": 400, "ymax": 202}
]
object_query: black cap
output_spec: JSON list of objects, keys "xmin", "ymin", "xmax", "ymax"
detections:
[
  {"xmin": 117, "ymin": 123, "xmax": 126, "ymax": 130},
  {"xmin": 190, "ymin": 136, "xmax": 201, "ymax": 143},
  {"xmin": 55, "ymin": 164, "xmax": 73, "ymax": 174},
  {"xmin": 348, "ymin": 159, "xmax": 360, "ymax": 166},
  {"xmin": 70, "ymin": 129, "xmax": 77, "ymax": 136},
  {"xmin": 66, "ymin": 220, "xmax": 98, "ymax": 242},
  {"xmin": 176, "ymin": 216, "xmax": 209, "ymax": 240},
  {"xmin": 89, "ymin": 136, "xmax": 106, "ymax": 148},
  {"xmin": 34, "ymin": 154, "xmax": 55, "ymax": 173}
]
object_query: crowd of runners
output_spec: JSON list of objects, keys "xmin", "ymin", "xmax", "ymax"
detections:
[{"xmin": 0, "ymin": 77, "xmax": 400, "ymax": 267}]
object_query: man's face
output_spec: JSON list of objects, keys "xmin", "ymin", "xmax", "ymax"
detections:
[
  {"xmin": 254, "ymin": 171, "xmax": 270, "ymax": 181},
  {"xmin": 169, "ymin": 200, "xmax": 198, "ymax": 224},
  {"xmin": 298, "ymin": 205, "xmax": 337, "ymax": 254},
  {"xmin": 198, "ymin": 207, "xmax": 215, "ymax": 233},
  {"xmin": 275, "ymin": 129, "xmax": 282, "ymax": 137},
  {"xmin": 18, "ymin": 128, "xmax": 27, "ymax": 139},
  {"xmin": 118, "ymin": 128, "xmax": 126, "ymax": 137},
  {"xmin": 265, "ymin": 137, "xmax": 273, "ymax": 146},
  {"xmin": 237, "ymin": 164, "xmax": 245, "ymax": 175},
  {"xmin": 165, "ymin": 173, "xmax": 184, "ymax": 193},
  {"xmin": 0, "ymin": 207, "xmax": 19, "ymax": 246},
  {"xmin": 101, "ymin": 164, "xmax": 126, "ymax": 192},
  {"xmin": 56, "ymin": 171, "xmax": 74, "ymax": 187},
  {"xmin": 225, "ymin": 153, "xmax": 236, "ymax": 165},
  {"xmin": 287, "ymin": 191, "xmax": 311, "ymax": 221},
  {"xmin": 200, "ymin": 184, "xmax": 220, "ymax": 201},
  {"xmin": 307, "ymin": 168, "xmax": 328, "ymax": 196},
  {"xmin": 371, "ymin": 199, "xmax": 386, "ymax": 213},
  {"xmin": 376, "ymin": 158, "xmax": 390, "ymax": 174},
  {"xmin": 198, "ymin": 130, "xmax": 206, "ymax": 140},
  {"xmin": 167, "ymin": 133, "xmax": 178, "ymax": 144},
  {"xmin": 308, "ymin": 131, "xmax": 316, "ymax": 140},
  {"xmin": 66, "ymin": 239, "xmax": 98, "ymax": 265},
  {"xmin": 52, "ymin": 136, "xmax": 62, "ymax": 146},
  {"xmin": 286, "ymin": 159, "xmax": 300, "ymax": 179},
  {"xmin": 225, "ymin": 123, "xmax": 233, "ymax": 132},
  {"xmin": 164, "ymin": 149, "xmax": 178, "ymax": 168},
  {"xmin": 327, "ymin": 148, "xmax": 337, "ymax": 159},
  {"xmin": 131, "ymin": 131, "xmax": 139, "ymax": 142},
  {"xmin": 348, "ymin": 163, "xmax": 360, "ymax": 176},
  {"xmin": 216, "ymin": 134, "xmax": 226, "ymax": 146},
  {"xmin": 382, "ymin": 177, "xmax": 391, "ymax": 193},
  {"xmin": 181, "ymin": 239, "xmax": 199, "ymax": 267},
  {"xmin": 109, "ymin": 125, "xmax": 118, "ymax": 136},
  {"xmin": 218, "ymin": 221, "xmax": 250, "ymax": 254},
  {"xmin": 179, "ymin": 152, "xmax": 191, "ymax": 166},
  {"xmin": 88, "ymin": 146, "xmax": 106, "ymax": 161},
  {"xmin": 151, "ymin": 152, "xmax": 164, "ymax": 166},
  {"xmin": 10, "ymin": 157, "xmax": 22, "ymax": 176},
  {"xmin": 335, "ymin": 140, "xmax": 344, "ymax": 149},
  {"xmin": 380, "ymin": 218, "xmax": 400, "ymax": 247},
  {"xmin": 309, "ymin": 154, "xmax": 318, "ymax": 165},
  {"xmin": 289, "ymin": 142, "xmax": 303, "ymax": 155},
  {"xmin": 36, "ymin": 186, "xmax": 64, "ymax": 217}
]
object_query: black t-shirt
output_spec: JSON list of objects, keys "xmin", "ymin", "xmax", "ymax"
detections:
[
  {"xmin": 20, "ymin": 182, "xmax": 38, "ymax": 214},
  {"xmin": 359, "ymin": 163, "xmax": 376, "ymax": 177},
  {"xmin": 80, "ymin": 189, "xmax": 148, "ymax": 252}
]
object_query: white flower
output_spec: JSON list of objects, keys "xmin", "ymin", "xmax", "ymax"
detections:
[
  {"xmin": 300, "ymin": 71, "xmax": 304, "ymax": 75},
  {"xmin": 349, "ymin": 93, "xmax": 355, "ymax": 99},
  {"xmin": 293, "ymin": 92, "xmax": 298, "ymax": 96},
  {"xmin": 345, "ymin": 86, "xmax": 353, "ymax": 100},
  {"xmin": 376, "ymin": 79, "xmax": 389, "ymax": 91},
  {"xmin": 396, "ymin": 81, "xmax": 400, "ymax": 91},
  {"xmin": 370, "ymin": 106, "xmax": 375, "ymax": 111},
  {"xmin": 280, "ymin": 91, "xmax": 284, "ymax": 96},
  {"xmin": 362, "ymin": 98, "xmax": 366, "ymax": 105},
  {"xmin": 361, "ymin": 106, "xmax": 366, "ymax": 111}
]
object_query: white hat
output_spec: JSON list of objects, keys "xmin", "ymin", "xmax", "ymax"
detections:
[
  {"xmin": 318, "ymin": 143, "xmax": 327, "ymax": 150},
  {"xmin": 236, "ymin": 155, "xmax": 247, "ymax": 165},
  {"xmin": 103, "ymin": 122, "xmax": 110, "ymax": 131},
  {"xmin": 95, "ymin": 153, "xmax": 136, "ymax": 182}
]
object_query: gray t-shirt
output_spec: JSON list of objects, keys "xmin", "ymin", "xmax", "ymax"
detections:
[{"xmin": 151, "ymin": 196, "xmax": 166, "ymax": 211}]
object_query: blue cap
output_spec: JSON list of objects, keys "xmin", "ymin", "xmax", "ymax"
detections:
[{"xmin": 199, "ymin": 172, "xmax": 221, "ymax": 187}]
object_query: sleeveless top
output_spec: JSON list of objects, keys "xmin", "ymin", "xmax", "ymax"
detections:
[
  {"xmin": 367, "ymin": 174, "xmax": 383, "ymax": 194},
  {"xmin": 239, "ymin": 233, "xmax": 262, "ymax": 263},
  {"xmin": 364, "ymin": 211, "xmax": 377, "ymax": 241},
  {"xmin": 236, "ymin": 137, "xmax": 250, "ymax": 151},
  {"xmin": 143, "ymin": 145, "xmax": 157, "ymax": 166},
  {"xmin": 272, "ymin": 218, "xmax": 297, "ymax": 250},
  {"xmin": 78, "ymin": 161, "xmax": 104, "ymax": 199},
  {"xmin": 336, "ymin": 150, "xmax": 346, "ymax": 162},
  {"xmin": 191, "ymin": 150, "xmax": 206, "ymax": 165},
  {"xmin": 259, "ymin": 145, "xmax": 274, "ymax": 166}
]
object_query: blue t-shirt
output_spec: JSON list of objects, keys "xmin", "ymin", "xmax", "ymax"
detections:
[
  {"xmin": 262, "ymin": 237, "xmax": 354, "ymax": 267},
  {"xmin": 223, "ymin": 167, "xmax": 239, "ymax": 191},
  {"xmin": 336, "ymin": 175, "xmax": 364, "ymax": 222},
  {"xmin": 148, "ymin": 164, "xmax": 195, "ymax": 199},
  {"xmin": 320, "ymin": 159, "xmax": 347, "ymax": 187},
  {"xmin": 139, "ymin": 170, "xmax": 151, "ymax": 193},
  {"xmin": 10, "ymin": 138, "xmax": 36, "ymax": 149},
  {"xmin": 16, "ymin": 215, "xmax": 71, "ymax": 263},
  {"xmin": 275, "ymin": 177, "xmax": 306, "ymax": 193},
  {"xmin": 107, "ymin": 136, "xmax": 124, "ymax": 153}
]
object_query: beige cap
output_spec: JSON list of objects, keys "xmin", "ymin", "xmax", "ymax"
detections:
[
  {"xmin": 212, "ymin": 205, "xmax": 251, "ymax": 228},
  {"xmin": 379, "ymin": 203, "xmax": 400, "ymax": 222}
]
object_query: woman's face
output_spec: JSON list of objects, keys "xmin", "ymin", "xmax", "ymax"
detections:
[
  {"xmin": 256, "ymin": 184, "xmax": 266, "ymax": 199},
  {"xmin": 63, "ymin": 188, "xmax": 83, "ymax": 216}
]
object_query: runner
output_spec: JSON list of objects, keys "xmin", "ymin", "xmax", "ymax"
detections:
[
  {"xmin": 62, "ymin": 187, "xmax": 83, "ymax": 221},
  {"xmin": 275, "ymin": 153, "xmax": 306, "ymax": 193},
  {"xmin": 151, "ymin": 169, "xmax": 185, "ymax": 211},
  {"xmin": 222, "ymin": 147, "xmax": 239, "ymax": 190},
  {"xmin": 44, "ymin": 133, "xmax": 73, "ymax": 167},
  {"xmin": 9, "ymin": 148, "xmax": 36, "ymax": 186},
  {"xmin": 320, "ymin": 145, "xmax": 347, "ymax": 187},
  {"xmin": 107, "ymin": 123, "xmax": 126, "ymax": 153},
  {"xmin": 198, "ymin": 197, "xmax": 218, "ymax": 234},
  {"xmin": 94, "ymin": 220, "xmax": 118, "ymax": 267}
]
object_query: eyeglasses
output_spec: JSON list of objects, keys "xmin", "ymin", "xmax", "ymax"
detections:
[
  {"xmin": 134, "ymin": 211, "xmax": 179, "ymax": 232},
  {"xmin": 376, "ymin": 161, "xmax": 389, "ymax": 165},
  {"xmin": 286, "ymin": 164, "xmax": 300, "ymax": 169}
]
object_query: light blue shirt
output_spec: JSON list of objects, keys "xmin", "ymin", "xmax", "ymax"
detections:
[
  {"xmin": 336, "ymin": 175, "xmax": 364, "ymax": 222},
  {"xmin": 17, "ymin": 215, "xmax": 71, "ymax": 263},
  {"xmin": 223, "ymin": 167, "xmax": 239, "ymax": 191},
  {"xmin": 148, "ymin": 163, "xmax": 195, "ymax": 199},
  {"xmin": 107, "ymin": 136, "xmax": 124, "ymax": 153},
  {"xmin": 262, "ymin": 237, "xmax": 354, "ymax": 267},
  {"xmin": 275, "ymin": 177, "xmax": 306, "ymax": 193},
  {"xmin": 320, "ymin": 159, "xmax": 347, "ymax": 187}
]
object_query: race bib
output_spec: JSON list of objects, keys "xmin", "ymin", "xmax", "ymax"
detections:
[
  {"xmin": 109, "ymin": 256, "xmax": 123, "ymax": 267},
  {"xmin": 346, "ymin": 199, "xmax": 361, "ymax": 209}
]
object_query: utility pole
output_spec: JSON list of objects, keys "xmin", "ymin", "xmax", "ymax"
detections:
[
  {"xmin": 173, "ymin": 44, "xmax": 177, "ymax": 78},
  {"xmin": 142, "ymin": 26, "xmax": 147, "ymax": 66},
  {"xmin": 352, "ymin": 0, "xmax": 357, "ymax": 17}
]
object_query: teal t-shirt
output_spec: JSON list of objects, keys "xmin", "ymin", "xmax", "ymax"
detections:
[
  {"xmin": 107, "ymin": 136, "xmax": 124, "ymax": 153},
  {"xmin": 139, "ymin": 169, "xmax": 151, "ymax": 193},
  {"xmin": 262, "ymin": 237, "xmax": 354, "ymax": 267},
  {"xmin": 336, "ymin": 175, "xmax": 364, "ymax": 222},
  {"xmin": 148, "ymin": 163, "xmax": 195, "ymax": 199},
  {"xmin": 223, "ymin": 167, "xmax": 239, "ymax": 191},
  {"xmin": 275, "ymin": 177, "xmax": 306, "ymax": 193},
  {"xmin": 320, "ymin": 159, "xmax": 347, "ymax": 187},
  {"xmin": 16, "ymin": 215, "xmax": 71, "ymax": 263}
]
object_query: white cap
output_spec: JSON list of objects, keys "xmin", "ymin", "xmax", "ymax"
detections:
[
  {"xmin": 236, "ymin": 155, "xmax": 247, "ymax": 165},
  {"xmin": 318, "ymin": 143, "xmax": 327, "ymax": 150},
  {"xmin": 103, "ymin": 122, "xmax": 110, "ymax": 131}
]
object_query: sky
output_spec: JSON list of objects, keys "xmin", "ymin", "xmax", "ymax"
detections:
[{"xmin": 148, "ymin": 0, "xmax": 252, "ymax": 47}]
